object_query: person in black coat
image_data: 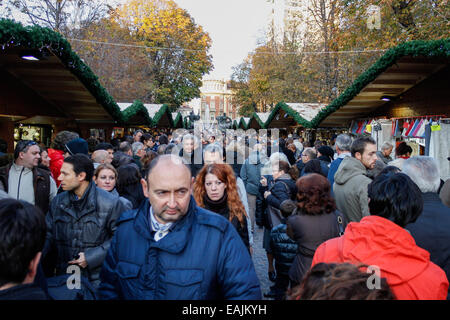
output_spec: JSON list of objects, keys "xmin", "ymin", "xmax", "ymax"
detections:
[
  {"xmin": 403, "ymin": 156, "xmax": 450, "ymax": 299},
  {"xmin": 265, "ymin": 200, "xmax": 298, "ymax": 300},
  {"xmin": 116, "ymin": 164, "xmax": 146, "ymax": 210},
  {"xmin": 264, "ymin": 161, "xmax": 298, "ymax": 219},
  {"xmin": 179, "ymin": 134, "xmax": 203, "ymax": 178},
  {"xmin": 262, "ymin": 160, "xmax": 298, "ymax": 283},
  {"xmin": 42, "ymin": 155, "xmax": 128, "ymax": 290},
  {"xmin": 280, "ymin": 139, "xmax": 296, "ymax": 166},
  {"xmin": 0, "ymin": 199, "xmax": 48, "ymax": 300}
]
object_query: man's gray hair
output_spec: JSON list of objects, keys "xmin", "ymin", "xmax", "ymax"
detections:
[
  {"xmin": 381, "ymin": 141, "xmax": 393, "ymax": 151},
  {"xmin": 131, "ymin": 142, "xmax": 144, "ymax": 156},
  {"xmin": 182, "ymin": 134, "xmax": 194, "ymax": 143},
  {"xmin": 92, "ymin": 150, "xmax": 108, "ymax": 164},
  {"xmin": 402, "ymin": 156, "xmax": 441, "ymax": 193},
  {"xmin": 182, "ymin": 133, "xmax": 200, "ymax": 146},
  {"xmin": 303, "ymin": 147, "xmax": 317, "ymax": 159},
  {"xmin": 203, "ymin": 142, "xmax": 223, "ymax": 157},
  {"xmin": 335, "ymin": 134, "xmax": 352, "ymax": 152}
]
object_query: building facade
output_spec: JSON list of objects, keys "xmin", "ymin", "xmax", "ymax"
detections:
[
  {"xmin": 270, "ymin": 0, "xmax": 314, "ymax": 43},
  {"xmin": 194, "ymin": 79, "xmax": 237, "ymax": 121}
]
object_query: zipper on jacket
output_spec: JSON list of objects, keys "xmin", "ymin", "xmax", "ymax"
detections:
[{"xmin": 17, "ymin": 167, "xmax": 24, "ymax": 200}]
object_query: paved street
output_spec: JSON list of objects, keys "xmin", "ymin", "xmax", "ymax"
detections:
[{"xmin": 251, "ymin": 226, "xmax": 273, "ymax": 300}]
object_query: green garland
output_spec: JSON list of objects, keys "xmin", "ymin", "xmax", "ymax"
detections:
[
  {"xmin": 238, "ymin": 117, "xmax": 249, "ymax": 130},
  {"xmin": 151, "ymin": 104, "xmax": 174, "ymax": 128},
  {"xmin": 121, "ymin": 100, "xmax": 153, "ymax": 126},
  {"xmin": 0, "ymin": 18, "xmax": 124, "ymax": 123},
  {"xmin": 309, "ymin": 39, "xmax": 450, "ymax": 128},
  {"xmin": 172, "ymin": 112, "xmax": 183, "ymax": 128},
  {"xmin": 263, "ymin": 102, "xmax": 314, "ymax": 129},
  {"xmin": 5, "ymin": 19, "xmax": 445, "ymax": 130},
  {"xmin": 248, "ymin": 113, "xmax": 265, "ymax": 129}
]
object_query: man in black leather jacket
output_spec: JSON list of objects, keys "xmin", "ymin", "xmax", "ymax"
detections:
[{"xmin": 42, "ymin": 154, "xmax": 128, "ymax": 290}]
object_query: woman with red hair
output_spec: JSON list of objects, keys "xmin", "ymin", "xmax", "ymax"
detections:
[{"xmin": 194, "ymin": 163, "xmax": 250, "ymax": 252}]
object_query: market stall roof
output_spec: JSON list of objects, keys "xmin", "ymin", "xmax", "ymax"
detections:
[
  {"xmin": 120, "ymin": 101, "xmax": 173, "ymax": 128},
  {"xmin": 120, "ymin": 100, "xmax": 153, "ymax": 126},
  {"xmin": 264, "ymin": 102, "xmax": 326, "ymax": 129},
  {"xmin": 247, "ymin": 112, "xmax": 269, "ymax": 129},
  {"xmin": 172, "ymin": 112, "xmax": 184, "ymax": 128},
  {"xmin": 238, "ymin": 117, "xmax": 250, "ymax": 130},
  {"xmin": 0, "ymin": 19, "xmax": 123, "ymax": 124},
  {"xmin": 232, "ymin": 119, "xmax": 239, "ymax": 130},
  {"xmin": 148, "ymin": 104, "xmax": 173, "ymax": 128},
  {"xmin": 310, "ymin": 39, "xmax": 450, "ymax": 128}
]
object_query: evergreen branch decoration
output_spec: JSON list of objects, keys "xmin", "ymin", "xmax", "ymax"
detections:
[
  {"xmin": 309, "ymin": 39, "xmax": 450, "ymax": 128},
  {"xmin": 0, "ymin": 18, "xmax": 124, "ymax": 123},
  {"xmin": 121, "ymin": 100, "xmax": 153, "ymax": 126}
]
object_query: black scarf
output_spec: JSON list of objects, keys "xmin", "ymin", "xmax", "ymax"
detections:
[
  {"xmin": 203, "ymin": 192, "xmax": 229, "ymax": 219},
  {"xmin": 318, "ymin": 155, "xmax": 332, "ymax": 163}
]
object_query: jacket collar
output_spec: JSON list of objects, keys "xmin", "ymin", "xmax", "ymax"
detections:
[
  {"xmin": 62, "ymin": 181, "xmax": 97, "ymax": 219},
  {"xmin": 422, "ymin": 192, "xmax": 441, "ymax": 202},
  {"xmin": 276, "ymin": 173, "xmax": 292, "ymax": 181},
  {"xmin": 11, "ymin": 162, "xmax": 33, "ymax": 174},
  {"xmin": 133, "ymin": 195, "xmax": 197, "ymax": 254}
]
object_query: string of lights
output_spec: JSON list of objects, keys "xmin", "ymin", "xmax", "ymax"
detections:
[{"xmin": 68, "ymin": 37, "xmax": 389, "ymax": 55}]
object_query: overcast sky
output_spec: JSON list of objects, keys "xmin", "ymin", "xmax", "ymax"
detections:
[{"xmin": 175, "ymin": 0, "xmax": 272, "ymax": 81}]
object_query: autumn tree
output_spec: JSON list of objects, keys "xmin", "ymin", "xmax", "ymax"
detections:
[
  {"xmin": 0, "ymin": 0, "xmax": 11, "ymax": 17},
  {"xmin": 230, "ymin": 58, "xmax": 257, "ymax": 117},
  {"xmin": 5, "ymin": 0, "xmax": 114, "ymax": 36},
  {"xmin": 233, "ymin": 0, "xmax": 448, "ymax": 114},
  {"xmin": 71, "ymin": 15, "xmax": 151, "ymax": 103},
  {"xmin": 111, "ymin": 0, "xmax": 213, "ymax": 107}
]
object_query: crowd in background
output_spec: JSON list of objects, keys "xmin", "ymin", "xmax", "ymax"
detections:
[{"xmin": 0, "ymin": 127, "xmax": 449, "ymax": 300}]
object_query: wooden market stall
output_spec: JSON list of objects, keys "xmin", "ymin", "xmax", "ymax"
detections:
[
  {"xmin": 309, "ymin": 39, "xmax": 450, "ymax": 178},
  {"xmin": 0, "ymin": 19, "xmax": 124, "ymax": 152}
]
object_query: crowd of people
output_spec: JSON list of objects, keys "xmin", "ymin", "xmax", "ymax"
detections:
[{"xmin": 0, "ymin": 128, "xmax": 449, "ymax": 300}]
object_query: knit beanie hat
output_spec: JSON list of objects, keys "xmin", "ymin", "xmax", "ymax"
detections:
[
  {"xmin": 318, "ymin": 145, "xmax": 334, "ymax": 160},
  {"xmin": 65, "ymin": 138, "xmax": 89, "ymax": 156}
]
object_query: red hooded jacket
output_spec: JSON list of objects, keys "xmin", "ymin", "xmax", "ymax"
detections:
[
  {"xmin": 312, "ymin": 215, "xmax": 449, "ymax": 300},
  {"xmin": 47, "ymin": 148, "xmax": 64, "ymax": 187}
]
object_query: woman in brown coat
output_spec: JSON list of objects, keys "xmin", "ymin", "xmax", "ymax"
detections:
[{"xmin": 287, "ymin": 173, "xmax": 346, "ymax": 287}]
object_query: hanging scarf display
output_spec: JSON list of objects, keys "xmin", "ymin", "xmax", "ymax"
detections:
[
  {"xmin": 411, "ymin": 119, "xmax": 424, "ymax": 137},
  {"xmin": 415, "ymin": 119, "xmax": 428, "ymax": 138},
  {"xmin": 408, "ymin": 119, "xmax": 420, "ymax": 137},
  {"xmin": 402, "ymin": 120, "xmax": 410, "ymax": 136},
  {"xmin": 405, "ymin": 119, "xmax": 416, "ymax": 136},
  {"xmin": 395, "ymin": 120, "xmax": 402, "ymax": 137}
]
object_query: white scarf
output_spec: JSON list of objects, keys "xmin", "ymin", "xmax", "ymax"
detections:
[{"xmin": 149, "ymin": 207, "xmax": 173, "ymax": 241}]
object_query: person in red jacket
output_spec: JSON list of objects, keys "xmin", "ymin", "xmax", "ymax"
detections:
[
  {"xmin": 47, "ymin": 131, "xmax": 79, "ymax": 187},
  {"xmin": 312, "ymin": 172, "xmax": 449, "ymax": 300}
]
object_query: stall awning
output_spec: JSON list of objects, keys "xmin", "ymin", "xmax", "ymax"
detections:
[
  {"xmin": 247, "ymin": 112, "xmax": 267, "ymax": 129},
  {"xmin": 172, "ymin": 112, "xmax": 184, "ymax": 128},
  {"xmin": 120, "ymin": 101, "xmax": 174, "ymax": 128},
  {"xmin": 310, "ymin": 39, "xmax": 450, "ymax": 128},
  {"xmin": 0, "ymin": 19, "xmax": 123, "ymax": 124},
  {"xmin": 264, "ymin": 102, "xmax": 325, "ymax": 129}
]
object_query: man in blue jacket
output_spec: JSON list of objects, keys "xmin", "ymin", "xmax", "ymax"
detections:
[
  {"xmin": 98, "ymin": 154, "xmax": 261, "ymax": 300},
  {"xmin": 327, "ymin": 134, "xmax": 352, "ymax": 192}
]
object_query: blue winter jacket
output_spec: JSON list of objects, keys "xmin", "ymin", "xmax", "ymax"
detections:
[
  {"xmin": 270, "ymin": 223, "xmax": 297, "ymax": 276},
  {"xmin": 98, "ymin": 197, "xmax": 261, "ymax": 300},
  {"xmin": 327, "ymin": 158, "xmax": 343, "ymax": 192},
  {"xmin": 327, "ymin": 153, "xmax": 351, "ymax": 192}
]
